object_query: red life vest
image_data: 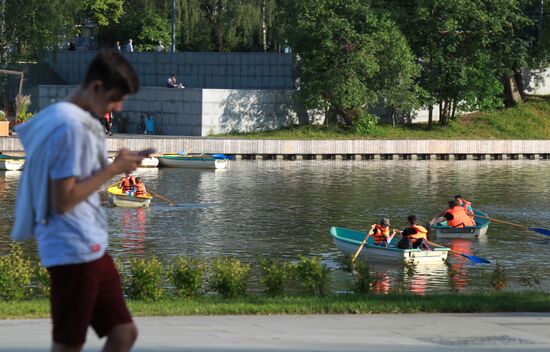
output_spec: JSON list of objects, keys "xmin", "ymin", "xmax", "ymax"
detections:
[
  {"xmin": 445, "ymin": 206, "xmax": 475, "ymax": 228},
  {"xmin": 404, "ymin": 225, "xmax": 428, "ymax": 240},
  {"xmin": 134, "ymin": 183, "xmax": 146, "ymax": 196},
  {"xmin": 121, "ymin": 176, "xmax": 136, "ymax": 192},
  {"xmin": 372, "ymin": 224, "xmax": 390, "ymax": 244}
]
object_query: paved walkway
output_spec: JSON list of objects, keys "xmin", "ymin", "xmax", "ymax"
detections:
[{"xmin": 2, "ymin": 313, "xmax": 550, "ymax": 351}]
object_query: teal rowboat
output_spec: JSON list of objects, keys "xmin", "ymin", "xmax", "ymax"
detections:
[
  {"xmin": 330, "ymin": 227, "xmax": 449, "ymax": 264},
  {"xmin": 429, "ymin": 209, "xmax": 491, "ymax": 239}
]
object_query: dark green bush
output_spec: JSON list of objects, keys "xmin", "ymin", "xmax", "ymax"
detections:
[
  {"xmin": 351, "ymin": 261, "xmax": 371, "ymax": 294},
  {"xmin": 292, "ymin": 256, "xmax": 331, "ymax": 296},
  {"xmin": 259, "ymin": 258, "xmax": 290, "ymax": 296},
  {"xmin": 126, "ymin": 257, "xmax": 164, "ymax": 300},
  {"xmin": 208, "ymin": 257, "xmax": 250, "ymax": 298},
  {"xmin": 167, "ymin": 257, "xmax": 205, "ymax": 298},
  {"xmin": 0, "ymin": 243, "xmax": 32, "ymax": 300}
]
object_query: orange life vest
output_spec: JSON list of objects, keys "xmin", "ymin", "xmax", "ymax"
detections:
[
  {"xmin": 134, "ymin": 183, "xmax": 146, "ymax": 196},
  {"xmin": 445, "ymin": 206, "xmax": 475, "ymax": 228},
  {"xmin": 404, "ymin": 225, "xmax": 428, "ymax": 240},
  {"xmin": 457, "ymin": 198, "xmax": 474, "ymax": 216},
  {"xmin": 371, "ymin": 224, "xmax": 390, "ymax": 244},
  {"xmin": 121, "ymin": 176, "xmax": 136, "ymax": 192}
]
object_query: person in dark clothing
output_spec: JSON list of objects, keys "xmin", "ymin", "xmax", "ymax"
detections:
[{"xmin": 396, "ymin": 215, "xmax": 431, "ymax": 250}]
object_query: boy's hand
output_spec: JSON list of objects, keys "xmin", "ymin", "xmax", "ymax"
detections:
[{"xmin": 110, "ymin": 148, "xmax": 148, "ymax": 174}]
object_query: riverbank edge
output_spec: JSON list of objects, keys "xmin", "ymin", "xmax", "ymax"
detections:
[
  {"xmin": 2, "ymin": 136, "xmax": 550, "ymax": 160},
  {"xmin": 2, "ymin": 292, "xmax": 549, "ymax": 319}
]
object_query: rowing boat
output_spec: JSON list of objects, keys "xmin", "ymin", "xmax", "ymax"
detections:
[
  {"xmin": 0, "ymin": 155, "xmax": 24, "ymax": 171},
  {"xmin": 107, "ymin": 185, "xmax": 153, "ymax": 208},
  {"xmin": 158, "ymin": 154, "xmax": 227, "ymax": 169},
  {"xmin": 429, "ymin": 209, "xmax": 491, "ymax": 239},
  {"xmin": 330, "ymin": 226, "xmax": 449, "ymax": 264}
]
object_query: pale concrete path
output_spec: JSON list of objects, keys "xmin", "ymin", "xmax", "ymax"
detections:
[{"xmin": 2, "ymin": 313, "xmax": 550, "ymax": 351}]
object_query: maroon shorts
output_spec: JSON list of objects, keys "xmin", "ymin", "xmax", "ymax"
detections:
[{"xmin": 48, "ymin": 253, "xmax": 133, "ymax": 346}]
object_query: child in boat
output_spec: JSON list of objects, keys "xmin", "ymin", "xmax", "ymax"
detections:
[
  {"xmin": 133, "ymin": 177, "xmax": 146, "ymax": 197},
  {"xmin": 119, "ymin": 172, "xmax": 136, "ymax": 195},
  {"xmin": 397, "ymin": 215, "xmax": 431, "ymax": 250},
  {"xmin": 454, "ymin": 194, "xmax": 475, "ymax": 218},
  {"xmin": 368, "ymin": 218, "xmax": 398, "ymax": 247}
]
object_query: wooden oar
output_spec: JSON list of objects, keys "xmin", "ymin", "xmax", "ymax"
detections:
[
  {"xmin": 148, "ymin": 190, "xmax": 177, "ymax": 206},
  {"xmin": 351, "ymin": 225, "xmax": 376, "ymax": 263},
  {"xmin": 428, "ymin": 240, "xmax": 491, "ymax": 264},
  {"xmin": 475, "ymin": 215, "xmax": 550, "ymax": 237},
  {"xmin": 351, "ymin": 233, "xmax": 370, "ymax": 263}
]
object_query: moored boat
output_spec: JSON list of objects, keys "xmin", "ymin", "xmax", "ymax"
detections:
[
  {"xmin": 158, "ymin": 154, "xmax": 227, "ymax": 169},
  {"xmin": 107, "ymin": 185, "xmax": 152, "ymax": 208},
  {"xmin": 0, "ymin": 155, "xmax": 24, "ymax": 171},
  {"xmin": 139, "ymin": 157, "xmax": 159, "ymax": 168},
  {"xmin": 330, "ymin": 226, "xmax": 449, "ymax": 264},
  {"xmin": 429, "ymin": 209, "xmax": 491, "ymax": 239}
]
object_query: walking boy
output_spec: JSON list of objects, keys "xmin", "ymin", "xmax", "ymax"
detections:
[{"xmin": 11, "ymin": 49, "xmax": 151, "ymax": 352}]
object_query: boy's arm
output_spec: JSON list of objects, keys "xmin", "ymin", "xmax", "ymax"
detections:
[{"xmin": 51, "ymin": 149, "xmax": 146, "ymax": 214}]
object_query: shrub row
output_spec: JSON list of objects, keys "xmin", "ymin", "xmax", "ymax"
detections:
[
  {"xmin": 1, "ymin": 244, "xmax": 511, "ymax": 301},
  {"xmin": 0, "ymin": 244, "xmax": 335, "ymax": 301}
]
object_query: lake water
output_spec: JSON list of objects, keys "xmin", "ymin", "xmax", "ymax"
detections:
[{"xmin": 1, "ymin": 160, "xmax": 550, "ymax": 294}]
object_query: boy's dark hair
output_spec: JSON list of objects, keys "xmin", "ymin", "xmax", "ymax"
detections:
[
  {"xmin": 454, "ymin": 194, "xmax": 462, "ymax": 199},
  {"xmin": 83, "ymin": 49, "xmax": 139, "ymax": 100},
  {"xmin": 407, "ymin": 215, "xmax": 417, "ymax": 224},
  {"xmin": 448, "ymin": 200, "xmax": 457, "ymax": 208}
]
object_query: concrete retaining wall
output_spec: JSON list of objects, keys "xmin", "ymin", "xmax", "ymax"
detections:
[
  {"xmin": 44, "ymin": 51, "xmax": 293, "ymax": 90},
  {"xmin": 38, "ymin": 85, "xmax": 311, "ymax": 136}
]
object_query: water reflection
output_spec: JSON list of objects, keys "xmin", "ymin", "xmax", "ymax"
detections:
[{"xmin": 2, "ymin": 160, "xmax": 550, "ymax": 293}]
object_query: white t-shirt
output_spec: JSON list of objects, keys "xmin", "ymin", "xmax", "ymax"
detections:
[{"xmin": 35, "ymin": 103, "xmax": 109, "ymax": 267}]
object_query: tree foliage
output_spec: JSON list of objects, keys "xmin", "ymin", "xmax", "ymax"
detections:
[
  {"xmin": 2, "ymin": 0, "xmax": 550, "ymax": 129},
  {"xmin": 282, "ymin": 0, "xmax": 419, "ymax": 126}
]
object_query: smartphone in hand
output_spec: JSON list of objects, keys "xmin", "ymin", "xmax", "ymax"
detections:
[{"xmin": 138, "ymin": 148, "xmax": 157, "ymax": 157}]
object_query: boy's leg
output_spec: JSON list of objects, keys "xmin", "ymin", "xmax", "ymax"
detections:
[
  {"xmin": 90, "ymin": 254, "xmax": 136, "ymax": 351},
  {"xmin": 48, "ymin": 259, "xmax": 103, "ymax": 349},
  {"xmin": 102, "ymin": 323, "xmax": 138, "ymax": 352}
]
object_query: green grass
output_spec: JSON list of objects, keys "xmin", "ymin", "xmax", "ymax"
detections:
[
  {"xmin": 2, "ymin": 292, "xmax": 550, "ymax": 319},
  {"xmin": 214, "ymin": 96, "xmax": 550, "ymax": 140}
]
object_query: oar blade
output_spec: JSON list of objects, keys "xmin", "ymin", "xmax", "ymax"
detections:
[
  {"xmin": 528, "ymin": 227, "xmax": 550, "ymax": 237},
  {"xmin": 460, "ymin": 253, "xmax": 491, "ymax": 264}
]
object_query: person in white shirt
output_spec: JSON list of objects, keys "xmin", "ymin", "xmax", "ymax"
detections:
[
  {"xmin": 155, "ymin": 40, "xmax": 164, "ymax": 52},
  {"xmin": 12, "ymin": 49, "xmax": 153, "ymax": 352}
]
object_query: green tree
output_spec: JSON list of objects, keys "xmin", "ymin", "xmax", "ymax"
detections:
[
  {"xmin": 80, "ymin": 0, "xmax": 124, "ymax": 26},
  {"xmin": 282, "ymin": 0, "xmax": 419, "ymax": 126},
  {"xmin": 378, "ymin": 0, "xmax": 535, "ymax": 125}
]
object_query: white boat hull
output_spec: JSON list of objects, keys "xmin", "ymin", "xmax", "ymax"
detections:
[
  {"xmin": 159, "ymin": 157, "xmax": 227, "ymax": 169},
  {"xmin": 431, "ymin": 225, "xmax": 489, "ymax": 239},
  {"xmin": 0, "ymin": 159, "xmax": 24, "ymax": 171},
  {"xmin": 333, "ymin": 237, "xmax": 448, "ymax": 264},
  {"xmin": 139, "ymin": 157, "xmax": 159, "ymax": 168},
  {"xmin": 112, "ymin": 195, "xmax": 151, "ymax": 208}
]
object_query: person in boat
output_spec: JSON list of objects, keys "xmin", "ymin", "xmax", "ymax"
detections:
[
  {"xmin": 118, "ymin": 172, "xmax": 136, "ymax": 195},
  {"xmin": 133, "ymin": 177, "xmax": 146, "ymax": 197},
  {"xmin": 367, "ymin": 218, "xmax": 399, "ymax": 247},
  {"xmin": 454, "ymin": 194, "xmax": 475, "ymax": 217},
  {"xmin": 397, "ymin": 215, "xmax": 431, "ymax": 250},
  {"xmin": 443, "ymin": 200, "xmax": 476, "ymax": 228}
]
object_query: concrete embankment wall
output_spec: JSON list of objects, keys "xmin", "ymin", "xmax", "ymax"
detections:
[
  {"xmin": 2, "ymin": 137, "xmax": 550, "ymax": 160},
  {"xmin": 44, "ymin": 51, "xmax": 294, "ymax": 90},
  {"xmin": 38, "ymin": 86, "xmax": 308, "ymax": 136}
]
